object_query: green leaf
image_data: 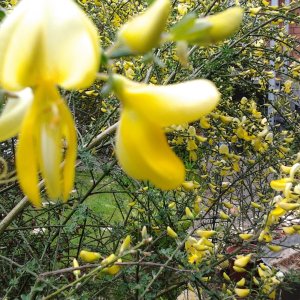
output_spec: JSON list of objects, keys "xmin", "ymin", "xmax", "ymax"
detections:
[
  {"xmin": 0, "ymin": 8, "xmax": 6, "ymax": 22},
  {"xmin": 170, "ymin": 13, "xmax": 212, "ymax": 43}
]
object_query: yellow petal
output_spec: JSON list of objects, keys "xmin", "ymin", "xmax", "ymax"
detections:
[
  {"xmin": 206, "ymin": 7, "xmax": 244, "ymax": 43},
  {"xmin": 43, "ymin": 0, "xmax": 100, "ymax": 89},
  {"xmin": 270, "ymin": 178, "xmax": 292, "ymax": 191},
  {"xmin": 118, "ymin": 0, "xmax": 170, "ymax": 54},
  {"xmin": 0, "ymin": 88, "xmax": 33, "ymax": 141},
  {"xmin": 0, "ymin": 0, "xmax": 100, "ymax": 90},
  {"xmin": 116, "ymin": 109, "xmax": 185, "ymax": 190},
  {"xmin": 278, "ymin": 202, "xmax": 300, "ymax": 211},
  {"xmin": 35, "ymin": 87, "xmax": 62, "ymax": 199},
  {"xmin": 16, "ymin": 102, "xmax": 41, "ymax": 207},
  {"xmin": 113, "ymin": 74, "xmax": 220, "ymax": 127}
]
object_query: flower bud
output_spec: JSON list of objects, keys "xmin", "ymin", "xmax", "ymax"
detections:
[
  {"xmin": 79, "ymin": 250, "xmax": 102, "ymax": 263},
  {"xmin": 167, "ymin": 226, "xmax": 178, "ymax": 239}
]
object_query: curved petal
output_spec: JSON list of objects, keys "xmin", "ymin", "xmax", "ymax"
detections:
[
  {"xmin": 59, "ymin": 99, "xmax": 77, "ymax": 201},
  {"xmin": 118, "ymin": 0, "xmax": 171, "ymax": 54},
  {"xmin": 34, "ymin": 86, "xmax": 62, "ymax": 200},
  {"xmin": 43, "ymin": 0, "xmax": 100, "ymax": 89},
  {"xmin": 113, "ymin": 75, "xmax": 220, "ymax": 126},
  {"xmin": 0, "ymin": 88, "xmax": 33, "ymax": 141},
  {"xmin": 0, "ymin": 0, "xmax": 44, "ymax": 90},
  {"xmin": 37, "ymin": 118, "xmax": 62, "ymax": 200},
  {"xmin": 16, "ymin": 101, "xmax": 41, "ymax": 207},
  {"xmin": 0, "ymin": 0, "xmax": 100, "ymax": 90},
  {"xmin": 116, "ymin": 109, "xmax": 185, "ymax": 190}
]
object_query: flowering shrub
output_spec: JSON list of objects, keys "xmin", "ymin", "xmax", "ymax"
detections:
[{"xmin": 0, "ymin": 0, "xmax": 299, "ymax": 299}]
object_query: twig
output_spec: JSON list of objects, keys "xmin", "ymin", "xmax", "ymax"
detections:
[{"xmin": 0, "ymin": 122, "xmax": 118, "ymax": 236}]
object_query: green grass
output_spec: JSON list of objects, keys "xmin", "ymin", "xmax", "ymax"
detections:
[{"xmin": 75, "ymin": 170, "xmax": 128, "ymax": 223}]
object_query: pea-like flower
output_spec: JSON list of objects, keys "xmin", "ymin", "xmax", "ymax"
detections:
[
  {"xmin": 117, "ymin": 0, "xmax": 170, "ymax": 54},
  {"xmin": 112, "ymin": 75, "xmax": 220, "ymax": 190},
  {"xmin": 0, "ymin": 0, "xmax": 100, "ymax": 207}
]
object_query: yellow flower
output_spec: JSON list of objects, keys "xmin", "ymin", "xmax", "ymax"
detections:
[
  {"xmin": 112, "ymin": 74, "xmax": 220, "ymax": 190},
  {"xmin": 0, "ymin": 0, "xmax": 100, "ymax": 207},
  {"xmin": 117, "ymin": 0, "xmax": 170, "ymax": 54}
]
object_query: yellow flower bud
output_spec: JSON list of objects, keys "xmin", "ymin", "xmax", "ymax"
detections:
[
  {"xmin": 73, "ymin": 258, "xmax": 81, "ymax": 278},
  {"xmin": 117, "ymin": 0, "xmax": 171, "ymax": 54},
  {"xmin": 220, "ymin": 211, "xmax": 230, "ymax": 220},
  {"xmin": 236, "ymin": 277, "xmax": 246, "ymax": 287},
  {"xmin": 101, "ymin": 254, "xmax": 117, "ymax": 266},
  {"xmin": 239, "ymin": 233, "xmax": 253, "ymax": 240},
  {"xmin": 79, "ymin": 250, "xmax": 102, "ymax": 263},
  {"xmin": 251, "ymin": 202, "xmax": 263, "ymax": 210},
  {"xmin": 234, "ymin": 254, "xmax": 251, "ymax": 268},
  {"xmin": 185, "ymin": 207, "xmax": 194, "ymax": 219},
  {"xmin": 167, "ymin": 226, "xmax": 178, "ymax": 239},
  {"xmin": 267, "ymin": 245, "xmax": 282, "ymax": 252},
  {"xmin": 233, "ymin": 266, "xmax": 246, "ymax": 273},
  {"xmin": 223, "ymin": 272, "xmax": 231, "ymax": 281},
  {"xmin": 253, "ymin": 276, "xmax": 260, "ymax": 285},
  {"xmin": 234, "ymin": 288, "xmax": 250, "ymax": 298},
  {"xmin": 119, "ymin": 235, "xmax": 131, "ymax": 254},
  {"xmin": 195, "ymin": 230, "xmax": 216, "ymax": 239}
]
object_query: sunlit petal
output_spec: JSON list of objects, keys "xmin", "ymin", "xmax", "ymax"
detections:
[
  {"xmin": 43, "ymin": 0, "xmax": 100, "ymax": 89},
  {"xmin": 113, "ymin": 75, "xmax": 220, "ymax": 126},
  {"xmin": 116, "ymin": 109, "xmax": 185, "ymax": 189},
  {"xmin": 34, "ymin": 85, "xmax": 62, "ymax": 200},
  {"xmin": 0, "ymin": 88, "xmax": 33, "ymax": 141},
  {"xmin": 0, "ymin": 0, "xmax": 43, "ymax": 90},
  {"xmin": 118, "ymin": 0, "xmax": 170, "ymax": 54},
  {"xmin": 0, "ymin": 0, "xmax": 100, "ymax": 90},
  {"xmin": 16, "ymin": 103, "xmax": 41, "ymax": 207},
  {"xmin": 37, "ymin": 119, "xmax": 62, "ymax": 199}
]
